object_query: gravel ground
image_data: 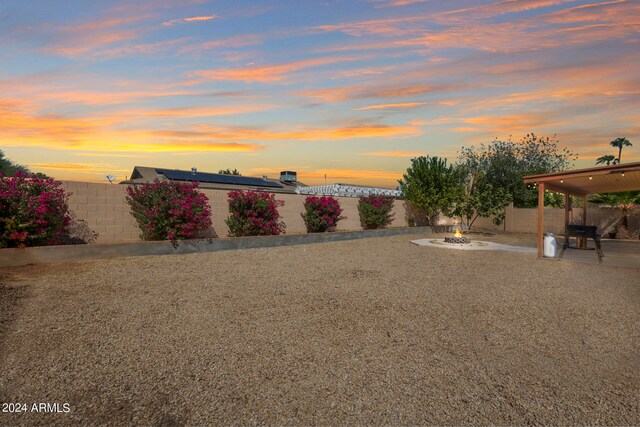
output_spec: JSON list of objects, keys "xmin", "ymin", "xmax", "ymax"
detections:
[{"xmin": 1, "ymin": 233, "xmax": 638, "ymax": 426}]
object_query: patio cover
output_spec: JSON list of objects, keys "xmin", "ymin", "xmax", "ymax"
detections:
[{"xmin": 523, "ymin": 161, "xmax": 640, "ymax": 257}]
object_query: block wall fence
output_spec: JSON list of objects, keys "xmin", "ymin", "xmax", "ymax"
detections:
[{"xmin": 61, "ymin": 181, "xmax": 638, "ymax": 244}]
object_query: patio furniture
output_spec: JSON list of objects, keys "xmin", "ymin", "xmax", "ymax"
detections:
[{"xmin": 558, "ymin": 225, "xmax": 604, "ymax": 263}]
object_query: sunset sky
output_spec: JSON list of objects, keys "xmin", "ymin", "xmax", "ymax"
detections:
[{"xmin": 1, "ymin": 0, "xmax": 639, "ymax": 186}]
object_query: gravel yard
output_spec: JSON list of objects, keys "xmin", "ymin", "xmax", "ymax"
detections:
[{"xmin": 1, "ymin": 233, "xmax": 639, "ymax": 425}]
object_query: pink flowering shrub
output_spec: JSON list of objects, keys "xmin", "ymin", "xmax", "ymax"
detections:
[
  {"xmin": 126, "ymin": 180, "xmax": 212, "ymax": 241},
  {"xmin": 301, "ymin": 196, "xmax": 346, "ymax": 232},
  {"xmin": 226, "ymin": 190, "xmax": 285, "ymax": 236},
  {"xmin": 0, "ymin": 172, "xmax": 71, "ymax": 248},
  {"xmin": 358, "ymin": 195, "xmax": 395, "ymax": 229}
]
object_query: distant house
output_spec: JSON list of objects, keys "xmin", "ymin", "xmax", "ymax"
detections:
[
  {"xmin": 296, "ymin": 183, "xmax": 401, "ymax": 198},
  {"xmin": 122, "ymin": 166, "xmax": 306, "ymax": 194}
]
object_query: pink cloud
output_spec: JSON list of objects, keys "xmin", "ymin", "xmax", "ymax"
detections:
[
  {"xmin": 188, "ymin": 56, "xmax": 364, "ymax": 83},
  {"xmin": 162, "ymin": 15, "xmax": 217, "ymax": 26}
]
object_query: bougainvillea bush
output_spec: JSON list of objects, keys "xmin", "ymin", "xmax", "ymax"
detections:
[
  {"xmin": 126, "ymin": 180, "xmax": 212, "ymax": 241},
  {"xmin": 226, "ymin": 190, "xmax": 285, "ymax": 236},
  {"xmin": 358, "ymin": 195, "xmax": 395, "ymax": 229},
  {"xmin": 0, "ymin": 172, "xmax": 71, "ymax": 248},
  {"xmin": 301, "ymin": 195, "xmax": 346, "ymax": 232}
]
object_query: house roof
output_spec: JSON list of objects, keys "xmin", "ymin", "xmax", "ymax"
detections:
[
  {"xmin": 523, "ymin": 161, "xmax": 640, "ymax": 196},
  {"xmin": 122, "ymin": 166, "xmax": 306, "ymax": 194},
  {"xmin": 296, "ymin": 183, "xmax": 402, "ymax": 198}
]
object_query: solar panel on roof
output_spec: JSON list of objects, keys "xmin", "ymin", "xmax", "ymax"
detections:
[{"xmin": 155, "ymin": 169, "xmax": 283, "ymax": 188}]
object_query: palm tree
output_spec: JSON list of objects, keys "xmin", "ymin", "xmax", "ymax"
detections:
[
  {"xmin": 610, "ymin": 137, "xmax": 632, "ymax": 164},
  {"xmin": 590, "ymin": 191, "xmax": 640, "ymax": 229},
  {"xmin": 596, "ymin": 155, "xmax": 616, "ymax": 166}
]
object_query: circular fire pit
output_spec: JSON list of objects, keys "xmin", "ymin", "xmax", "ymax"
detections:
[{"xmin": 444, "ymin": 235, "xmax": 470, "ymax": 244}]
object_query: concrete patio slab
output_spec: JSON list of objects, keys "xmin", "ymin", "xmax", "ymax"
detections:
[
  {"xmin": 552, "ymin": 239, "xmax": 640, "ymax": 269},
  {"xmin": 411, "ymin": 238, "xmax": 537, "ymax": 253}
]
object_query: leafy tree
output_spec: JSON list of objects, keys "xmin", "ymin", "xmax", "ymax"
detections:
[
  {"xmin": 0, "ymin": 149, "xmax": 30, "ymax": 176},
  {"xmin": 398, "ymin": 156, "xmax": 464, "ymax": 224},
  {"xmin": 452, "ymin": 168, "xmax": 511, "ymax": 230},
  {"xmin": 610, "ymin": 137, "xmax": 632, "ymax": 164},
  {"xmin": 596, "ymin": 155, "xmax": 616, "ymax": 166},
  {"xmin": 0, "ymin": 149, "xmax": 47, "ymax": 178},
  {"xmin": 458, "ymin": 134, "xmax": 575, "ymax": 208},
  {"xmin": 218, "ymin": 168, "xmax": 241, "ymax": 175}
]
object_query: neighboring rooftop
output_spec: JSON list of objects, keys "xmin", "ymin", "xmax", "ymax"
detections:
[
  {"xmin": 122, "ymin": 166, "xmax": 306, "ymax": 194},
  {"xmin": 296, "ymin": 183, "xmax": 402, "ymax": 198}
]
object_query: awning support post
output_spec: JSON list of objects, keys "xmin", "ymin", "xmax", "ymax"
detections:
[
  {"xmin": 537, "ymin": 182, "xmax": 545, "ymax": 258},
  {"xmin": 564, "ymin": 193, "xmax": 570, "ymax": 234},
  {"xmin": 580, "ymin": 195, "xmax": 588, "ymax": 248}
]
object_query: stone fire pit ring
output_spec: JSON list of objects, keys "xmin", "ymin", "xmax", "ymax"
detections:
[{"xmin": 444, "ymin": 236, "xmax": 471, "ymax": 244}]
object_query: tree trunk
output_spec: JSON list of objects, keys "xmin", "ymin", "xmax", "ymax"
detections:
[
  {"xmin": 618, "ymin": 146, "xmax": 623, "ymax": 163},
  {"xmin": 621, "ymin": 213, "xmax": 629, "ymax": 229}
]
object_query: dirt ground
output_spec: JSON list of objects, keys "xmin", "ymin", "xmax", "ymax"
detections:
[{"xmin": 1, "ymin": 233, "xmax": 638, "ymax": 425}]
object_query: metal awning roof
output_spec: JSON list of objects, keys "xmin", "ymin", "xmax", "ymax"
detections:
[{"xmin": 523, "ymin": 161, "xmax": 640, "ymax": 196}]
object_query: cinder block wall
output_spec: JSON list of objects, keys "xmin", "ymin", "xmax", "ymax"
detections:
[
  {"xmin": 438, "ymin": 204, "xmax": 636, "ymax": 235},
  {"xmin": 61, "ymin": 181, "xmax": 635, "ymax": 244},
  {"xmin": 61, "ymin": 182, "xmax": 410, "ymax": 243},
  {"xmin": 64, "ymin": 181, "xmax": 140, "ymax": 243}
]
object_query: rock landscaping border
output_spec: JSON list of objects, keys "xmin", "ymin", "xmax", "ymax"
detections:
[{"xmin": 0, "ymin": 226, "xmax": 432, "ymax": 267}]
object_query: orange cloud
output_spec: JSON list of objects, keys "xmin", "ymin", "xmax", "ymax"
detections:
[
  {"xmin": 184, "ymin": 15, "xmax": 216, "ymax": 22},
  {"xmin": 44, "ymin": 15, "xmax": 148, "ymax": 57},
  {"xmin": 454, "ymin": 113, "xmax": 563, "ymax": 133},
  {"xmin": 28, "ymin": 163, "xmax": 129, "ymax": 172},
  {"xmin": 73, "ymin": 152, "xmax": 144, "ymax": 158},
  {"xmin": 316, "ymin": 39, "xmax": 413, "ymax": 53},
  {"xmin": 0, "ymin": 100, "xmax": 264, "ymax": 153},
  {"xmin": 299, "ymin": 83, "xmax": 458, "ymax": 103},
  {"xmin": 409, "ymin": 118, "xmax": 456, "ymax": 126},
  {"xmin": 0, "ymin": 97, "xmax": 417, "ymax": 154},
  {"xmin": 188, "ymin": 56, "xmax": 364, "ymax": 83},
  {"xmin": 371, "ymin": 0, "xmax": 430, "ymax": 7},
  {"xmin": 98, "ymin": 37, "xmax": 192, "ymax": 59},
  {"xmin": 61, "ymin": 16, "xmax": 144, "ymax": 32},
  {"xmin": 363, "ymin": 151, "xmax": 424, "ymax": 157},
  {"xmin": 438, "ymin": 0, "xmax": 577, "ymax": 21},
  {"xmin": 397, "ymin": 23, "xmax": 559, "ymax": 53},
  {"xmin": 152, "ymin": 123, "xmax": 419, "ymax": 141},
  {"xmin": 312, "ymin": 16, "xmax": 425, "ymax": 37},
  {"xmin": 334, "ymin": 65, "xmax": 399, "ymax": 78},
  {"xmin": 103, "ymin": 104, "xmax": 274, "ymax": 121},
  {"xmin": 179, "ymin": 34, "xmax": 263, "ymax": 54},
  {"xmin": 354, "ymin": 102, "xmax": 427, "ymax": 110},
  {"xmin": 48, "ymin": 30, "xmax": 139, "ymax": 57},
  {"xmin": 163, "ymin": 15, "xmax": 216, "ymax": 26},
  {"xmin": 118, "ymin": 141, "xmax": 262, "ymax": 153},
  {"xmin": 29, "ymin": 88, "xmax": 207, "ymax": 106},
  {"xmin": 542, "ymin": 0, "xmax": 634, "ymax": 24},
  {"xmin": 393, "ymin": 1, "xmax": 639, "ymax": 55}
]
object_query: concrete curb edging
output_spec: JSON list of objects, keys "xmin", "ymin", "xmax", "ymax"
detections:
[{"xmin": 0, "ymin": 227, "xmax": 433, "ymax": 267}]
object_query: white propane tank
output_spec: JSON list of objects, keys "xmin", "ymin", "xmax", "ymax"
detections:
[{"xmin": 544, "ymin": 233, "xmax": 558, "ymax": 258}]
